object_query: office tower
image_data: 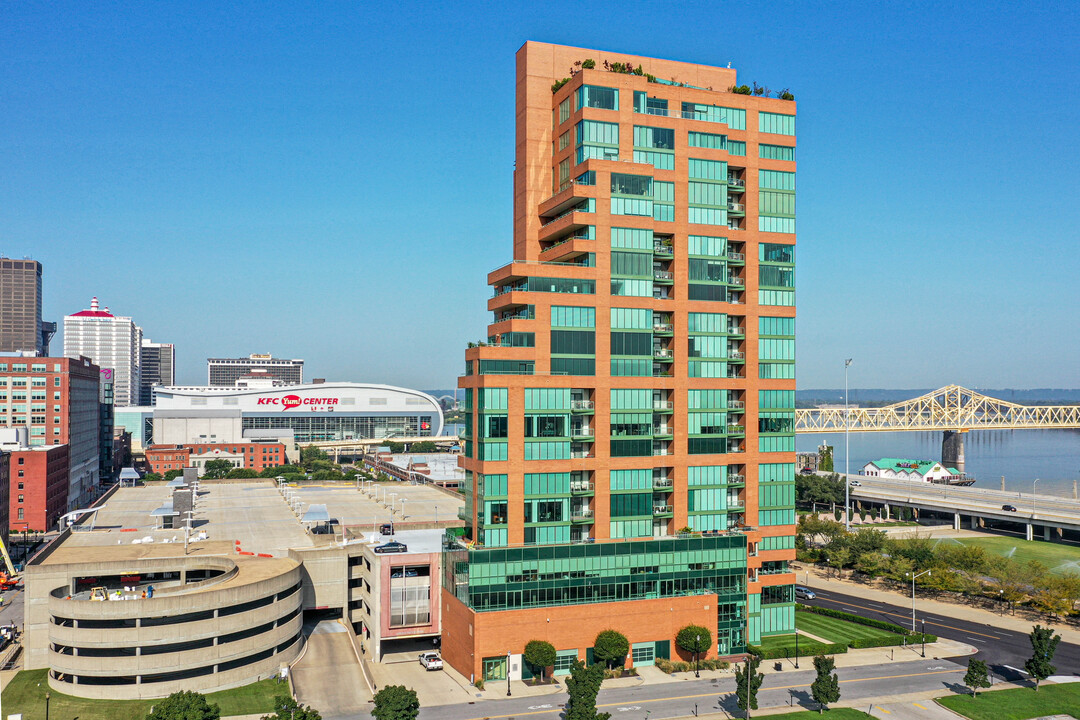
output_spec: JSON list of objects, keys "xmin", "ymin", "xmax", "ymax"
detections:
[
  {"xmin": 63, "ymin": 297, "xmax": 142, "ymax": 407},
  {"xmin": 446, "ymin": 42, "xmax": 797, "ymax": 681},
  {"xmin": 0, "ymin": 257, "xmax": 54, "ymax": 354},
  {"xmin": 0, "ymin": 356, "xmax": 100, "ymax": 510},
  {"xmin": 207, "ymin": 354, "xmax": 304, "ymax": 387},
  {"xmin": 139, "ymin": 340, "xmax": 175, "ymax": 404}
]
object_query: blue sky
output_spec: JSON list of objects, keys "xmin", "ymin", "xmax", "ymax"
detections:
[{"xmin": 3, "ymin": 1, "xmax": 1077, "ymax": 390}]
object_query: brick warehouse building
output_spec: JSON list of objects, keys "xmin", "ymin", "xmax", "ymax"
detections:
[
  {"xmin": 9, "ymin": 444, "xmax": 70, "ymax": 532},
  {"xmin": 445, "ymin": 42, "xmax": 797, "ymax": 682},
  {"xmin": 145, "ymin": 441, "xmax": 287, "ymax": 475},
  {"xmin": 0, "ymin": 356, "xmax": 100, "ymax": 510}
]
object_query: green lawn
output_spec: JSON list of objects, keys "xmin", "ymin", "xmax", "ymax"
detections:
[
  {"xmin": 796, "ymin": 610, "xmax": 901, "ymax": 644},
  {"xmin": 949, "ymin": 536, "xmax": 1080, "ymax": 575},
  {"xmin": 759, "ymin": 632, "xmax": 835, "ymax": 656},
  {"xmin": 936, "ymin": 681, "xmax": 1080, "ymax": 720},
  {"xmin": 0, "ymin": 669, "xmax": 287, "ymax": 720}
]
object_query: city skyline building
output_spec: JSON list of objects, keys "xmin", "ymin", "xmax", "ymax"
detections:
[
  {"xmin": 445, "ymin": 42, "xmax": 797, "ymax": 681},
  {"xmin": 139, "ymin": 339, "xmax": 175, "ymax": 405},
  {"xmin": 63, "ymin": 297, "xmax": 142, "ymax": 407},
  {"xmin": 0, "ymin": 257, "xmax": 55, "ymax": 355},
  {"xmin": 207, "ymin": 353, "xmax": 304, "ymax": 387}
]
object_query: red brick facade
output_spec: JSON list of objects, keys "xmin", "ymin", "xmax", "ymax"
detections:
[
  {"xmin": 9, "ymin": 445, "xmax": 70, "ymax": 532},
  {"xmin": 145, "ymin": 442, "xmax": 287, "ymax": 474}
]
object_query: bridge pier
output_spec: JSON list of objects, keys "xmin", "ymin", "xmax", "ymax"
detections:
[
  {"xmin": 942, "ymin": 430, "xmax": 966, "ymax": 474},
  {"xmin": 883, "ymin": 503, "xmax": 890, "ymax": 521},
  {"xmin": 1026, "ymin": 523, "xmax": 1034, "ymax": 542},
  {"xmin": 953, "ymin": 513, "xmax": 960, "ymax": 531},
  {"xmin": 1045, "ymin": 526, "xmax": 1051, "ymax": 541}
]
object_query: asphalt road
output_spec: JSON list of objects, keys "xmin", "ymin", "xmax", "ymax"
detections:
[
  {"xmin": 413, "ymin": 657, "xmax": 969, "ymax": 720},
  {"xmin": 801, "ymin": 586, "xmax": 1080, "ymax": 681}
]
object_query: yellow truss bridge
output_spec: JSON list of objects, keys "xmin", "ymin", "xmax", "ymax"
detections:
[{"xmin": 795, "ymin": 385, "xmax": 1080, "ymax": 433}]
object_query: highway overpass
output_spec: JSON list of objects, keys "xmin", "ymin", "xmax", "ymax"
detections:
[{"xmin": 835, "ymin": 474, "xmax": 1080, "ymax": 542}]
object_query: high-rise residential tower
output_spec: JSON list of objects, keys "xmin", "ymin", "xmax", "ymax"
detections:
[
  {"xmin": 0, "ymin": 257, "xmax": 55, "ymax": 354},
  {"xmin": 63, "ymin": 298, "xmax": 142, "ymax": 407},
  {"xmin": 445, "ymin": 42, "xmax": 797, "ymax": 682},
  {"xmin": 139, "ymin": 339, "xmax": 175, "ymax": 405},
  {"xmin": 207, "ymin": 354, "xmax": 304, "ymax": 387}
]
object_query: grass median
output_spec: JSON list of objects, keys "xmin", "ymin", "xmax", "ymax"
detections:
[
  {"xmin": 936, "ymin": 681, "xmax": 1080, "ymax": 720},
  {"xmin": 0, "ymin": 669, "xmax": 285, "ymax": 720}
]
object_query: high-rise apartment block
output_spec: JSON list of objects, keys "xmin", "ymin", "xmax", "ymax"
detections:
[
  {"xmin": 64, "ymin": 297, "xmax": 142, "ymax": 407},
  {"xmin": 0, "ymin": 257, "xmax": 55, "ymax": 355},
  {"xmin": 0, "ymin": 356, "xmax": 100, "ymax": 510},
  {"xmin": 207, "ymin": 354, "xmax": 304, "ymax": 387},
  {"xmin": 139, "ymin": 340, "xmax": 175, "ymax": 405},
  {"xmin": 446, "ymin": 43, "xmax": 796, "ymax": 681}
]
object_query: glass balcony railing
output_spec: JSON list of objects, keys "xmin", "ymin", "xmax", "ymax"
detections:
[
  {"xmin": 653, "ymin": 348, "xmax": 673, "ymax": 359},
  {"xmin": 727, "ymin": 202, "xmax": 745, "ymax": 213},
  {"xmin": 571, "ymin": 399, "xmax": 594, "ymax": 411},
  {"xmin": 653, "ymin": 322, "xmax": 673, "ymax": 333},
  {"xmin": 570, "ymin": 481, "xmax": 595, "ymax": 494},
  {"xmin": 653, "ymin": 400, "xmax": 674, "ymax": 411},
  {"xmin": 653, "ymin": 243, "xmax": 674, "ymax": 256},
  {"xmin": 727, "ymin": 251, "xmax": 745, "ymax": 262},
  {"xmin": 653, "ymin": 270, "xmax": 674, "ymax": 281},
  {"xmin": 728, "ymin": 325, "xmax": 744, "ymax": 335},
  {"xmin": 652, "ymin": 477, "xmax": 673, "ymax": 490},
  {"xmin": 570, "ymin": 450, "xmax": 594, "ymax": 459},
  {"xmin": 652, "ymin": 505, "xmax": 674, "ymax": 516}
]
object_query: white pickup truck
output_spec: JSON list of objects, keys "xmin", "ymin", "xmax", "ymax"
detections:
[{"xmin": 419, "ymin": 652, "xmax": 443, "ymax": 670}]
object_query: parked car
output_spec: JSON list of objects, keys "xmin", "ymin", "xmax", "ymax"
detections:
[
  {"xmin": 1002, "ymin": 504, "xmax": 1018, "ymax": 512},
  {"xmin": 419, "ymin": 652, "xmax": 443, "ymax": 670},
  {"xmin": 794, "ymin": 586, "xmax": 816, "ymax": 600},
  {"xmin": 374, "ymin": 541, "xmax": 408, "ymax": 554},
  {"xmin": 800, "ymin": 467, "xmax": 815, "ymax": 475},
  {"xmin": 849, "ymin": 480, "xmax": 862, "ymax": 487}
]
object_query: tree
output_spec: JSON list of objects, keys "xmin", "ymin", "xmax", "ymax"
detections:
[
  {"xmin": 226, "ymin": 468, "xmax": 259, "ymax": 479},
  {"xmin": 386, "ymin": 441, "xmax": 406, "ymax": 453},
  {"xmin": 797, "ymin": 515, "xmax": 845, "ymax": 548},
  {"xmin": 411, "ymin": 441, "xmax": 437, "ymax": 453},
  {"xmin": 818, "ymin": 446, "xmax": 834, "ymax": 472},
  {"xmin": 162, "ymin": 469, "xmax": 184, "ymax": 482},
  {"xmin": 143, "ymin": 472, "xmax": 162, "ymax": 483},
  {"xmin": 300, "ymin": 445, "xmax": 330, "ymax": 469},
  {"xmin": 592, "ymin": 629, "xmax": 629, "ymax": 669},
  {"xmin": 566, "ymin": 661, "xmax": 610, "ymax": 720},
  {"xmin": 734, "ymin": 654, "xmax": 763, "ymax": 717},
  {"xmin": 962, "ymin": 658, "xmax": 990, "ymax": 698},
  {"xmin": 201, "ymin": 459, "xmax": 234, "ymax": 479},
  {"xmin": 146, "ymin": 690, "xmax": 220, "ymax": 720},
  {"xmin": 262, "ymin": 695, "xmax": 321, "ymax": 720},
  {"xmin": 810, "ymin": 655, "xmax": 840, "ymax": 713},
  {"xmin": 827, "ymin": 546, "xmax": 852, "ymax": 577},
  {"xmin": 1024, "ymin": 624, "xmax": 1061, "ymax": 691},
  {"xmin": 1032, "ymin": 573, "xmax": 1080, "ymax": 620},
  {"xmin": 260, "ymin": 464, "xmax": 302, "ymax": 478},
  {"xmin": 676, "ymin": 624, "xmax": 712, "ymax": 662},
  {"xmin": 523, "ymin": 640, "xmax": 557, "ymax": 682},
  {"xmin": 371, "ymin": 685, "xmax": 419, "ymax": 720}
]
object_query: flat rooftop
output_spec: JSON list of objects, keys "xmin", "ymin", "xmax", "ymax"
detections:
[{"xmin": 52, "ymin": 480, "xmax": 463, "ymax": 559}]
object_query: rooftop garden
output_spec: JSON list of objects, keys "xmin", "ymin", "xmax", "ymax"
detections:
[{"xmin": 553, "ymin": 57, "xmax": 794, "ymax": 100}]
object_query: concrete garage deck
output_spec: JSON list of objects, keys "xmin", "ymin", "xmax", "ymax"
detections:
[{"xmin": 292, "ymin": 621, "xmax": 371, "ymax": 720}]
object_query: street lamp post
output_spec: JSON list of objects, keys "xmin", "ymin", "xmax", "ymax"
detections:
[
  {"xmin": 844, "ymin": 359, "xmax": 853, "ymax": 530},
  {"xmin": 506, "ymin": 651, "xmax": 512, "ymax": 696},
  {"xmin": 1033, "ymin": 478, "xmax": 1039, "ymax": 517},
  {"xmin": 921, "ymin": 619, "xmax": 926, "ymax": 658},
  {"xmin": 794, "ymin": 631, "xmax": 799, "ymax": 668},
  {"xmin": 695, "ymin": 633, "xmax": 700, "ymax": 678},
  {"xmin": 907, "ymin": 570, "xmax": 931, "ymax": 633}
]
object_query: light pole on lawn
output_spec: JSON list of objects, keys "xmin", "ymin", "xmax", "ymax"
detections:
[{"xmin": 844, "ymin": 358, "xmax": 853, "ymax": 530}]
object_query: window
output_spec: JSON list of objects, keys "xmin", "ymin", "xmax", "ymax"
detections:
[
  {"xmin": 550, "ymin": 306, "xmax": 595, "ymax": 328},
  {"xmin": 688, "ymin": 131, "xmax": 725, "ymax": 149},
  {"xmin": 759, "ymin": 112, "xmax": 795, "ymax": 136},
  {"xmin": 577, "ymin": 85, "xmax": 618, "ymax": 111},
  {"xmin": 760, "ymin": 144, "xmax": 795, "ymax": 161}
]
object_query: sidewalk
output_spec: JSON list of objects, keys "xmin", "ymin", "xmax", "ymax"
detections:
[{"xmin": 797, "ymin": 563, "xmax": 1080, "ymax": 645}]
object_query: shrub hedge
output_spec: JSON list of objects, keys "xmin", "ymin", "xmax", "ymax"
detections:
[
  {"xmin": 655, "ymin": 657, "xmax": 731, "ymax": 674},
  {"xmin": 748, "ymin": 641, "xmax": 848, "ymax": 659}
]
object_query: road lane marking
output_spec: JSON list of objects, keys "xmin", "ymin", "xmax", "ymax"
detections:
[
  {"xmin": 1003, "ymin": 664, "xmax": 1029, "ymax": 675},
  {"xmin": 966, "ymin": 636, "xmax": 987, "ymax": 644},
  {"xmin": 913, "ymin": 702, "xmax": 927, "ymax": 709},
  {"xmin": 455, "ymin": 669, "xmax": 963, "ymax": 720},
  {"xmin": 875, "ymin": 707, "xmax": 891, "ymax": 714},
  {"xmin": 813, "ymin": 597, "xmax": 1000, "ymax": 639}
]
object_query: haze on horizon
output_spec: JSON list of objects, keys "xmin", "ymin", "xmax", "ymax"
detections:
[{"xmin": 4, "ymin": 1, "xmax": 1078, "ymax": 392}]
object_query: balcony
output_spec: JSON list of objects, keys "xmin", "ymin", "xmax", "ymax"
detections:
[
  {"xmin": 729, "ymin": 350, "xmax": 745, "ymax": 360},
  {"xmin": 652, "ymin": 477, "xmax": 674, "ymax": 490},
  {"xmin": 727, "ymin": 251, "xmax": 746, "ymax": 263},
  {"xmin": 652, "ymin": 400, "xmax": 674, "ymax": 412},
  {"xmin": 727, "ymin": 368, "xmax": 744, "ymax": 379},
  {"xmin": 652, "ymin": 445, "xmax": 671, "ymax": 457},
  {"xmin": 653, "ymin": 348, "xmax": 673, "ymax": 361},
  {"xmin": 727, "ymin": 176, "xmax": 745, "ymax": 189},
  {"xmin": 728, "ymin": 473, "xmax": 746, "ymax": 484},
  {"xmin": 727, "ymin": 494, "xmax": 744, "ymax": 508},
  {"xmin": 571, "ymin": 399, "xmax": 595, "ymax": 412},
  {"xmin": 652, "ymin": 505, "xmax": 674, "ymax": 517},
  {"xmin": 727, "ymin": 441, "xmax": 744, "ymax": 453},
  {"xmin": 653, "ymin": 368, "xmax": 674, "ymax": 378},
  {"xmin": 653, "ymin": 243, "xmax": 674, "ymax": 257},
  {"xmin": 570, "ymin": 450, "xmax": 594, "ymax": 459},
  {"xmin": 727, "ymin": 424, "xmax": 745, "ymax": 435},
  {"xmin": 570, "ymin": 481, "xmax": 595, "ymax": 495},
  {"xmin": 571, "ymin": 509, "xmax": 595, "ymax": 523},
  {"xmin": 728, "ymin": 325, "xmax": 744, "ymax": 336},
  {"xmin": 729, "ymin": 276, "xmax": 744, "ymax": 286},
  {"xmin": 652, "ymin": 322, "xmax": 673, "ymax": 335},
  {"xmin": 571, "ymin": 426, "xmax": 595, "ymax": 439},
  {"xmin": 652, "ymin": 425, "xmax": 673, "ymax": 437},
  {"xmin": 727, "ymin": 201, "xmax": 746, "ymax": 214},
  {"xmin": 653, "ymin": 270, "xmax": 674, "ymax": 285},
  {"xmin": 728, "ymin": 400, "xmax": 745, "ymax": 409}
]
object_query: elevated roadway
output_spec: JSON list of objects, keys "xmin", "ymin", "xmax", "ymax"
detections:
[{"xmin": 843, "ymin": 474, "xmax": 1080, "ymax": 540}]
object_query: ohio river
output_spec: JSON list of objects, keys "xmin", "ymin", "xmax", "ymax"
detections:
[{"xmin": 797, "ymin": 428, "xmax": 1080, "ymax": 497}]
